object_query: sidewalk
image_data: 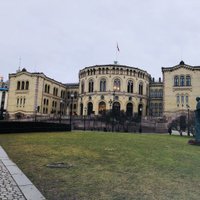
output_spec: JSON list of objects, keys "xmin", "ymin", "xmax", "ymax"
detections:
[{"xmin": 0, "ymin": 146, "xmax": 46, "ymax": 200}]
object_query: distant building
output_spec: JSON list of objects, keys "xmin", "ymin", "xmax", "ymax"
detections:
[
  {"xmin": 149, "ymin": 77, "xmax": 163, "ymax": 117},
  {"xmin": 0, "ymin": 76, "xmax": 8, "ymax": 119},
  {"xmin": 65, "ymin": 83, "xmax": 79, "ymax": 115}
]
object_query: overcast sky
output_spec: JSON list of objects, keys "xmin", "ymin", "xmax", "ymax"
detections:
[{"xmin": 1, "ymin": 0, "xmax": 200, "ymax": 83}]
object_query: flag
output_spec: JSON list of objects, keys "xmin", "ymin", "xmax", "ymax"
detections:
[{"xmin": 117, "ymin": 43, "xmax": 120, "ymax": 52}]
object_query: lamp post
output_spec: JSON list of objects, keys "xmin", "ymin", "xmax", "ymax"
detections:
[
  {"xmin": 109, "ymin": 99, "xmax": 113, "ymax": 132},
  {"xmin": 187, "ymin": 104, "xmax": 190, "ymax": 136},
  {"xmin": 69, "ymin": 94, "xmax": 74, "ymax": 130},
  {"xmin": 84, "ymin": 107, "xmax": 87, "ymax": 131},
  {"xmin": 59, "ymin": 100, "xmax": 63, "ymax": 123},
  {"xmin": 139, "ymin": 107, "xmax": 142, "ymax": 133}
]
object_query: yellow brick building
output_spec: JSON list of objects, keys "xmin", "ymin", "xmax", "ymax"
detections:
[
  {"xmin": 7, "ymin": 68, "xmax": 67, "ymax": 119},
  {"xmin": 78, "ymin": 64, "xmax": 151, "ymax": 117},
  {"xmin": 6, "ymin": 61, "xmax": 199, "ymax": 121},
  {"xmin": 162, "ymin": 61, "xmax": 198, "ymax": 120}
]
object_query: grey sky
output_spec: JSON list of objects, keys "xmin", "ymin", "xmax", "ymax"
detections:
[{"xmin": 1, "ymin": 0, "xmax": 200, "ymax": 83}]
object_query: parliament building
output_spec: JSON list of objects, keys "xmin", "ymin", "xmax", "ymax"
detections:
[{"xmin": 6, "ymin": 61, "xmax": 199, "ymax": 122}]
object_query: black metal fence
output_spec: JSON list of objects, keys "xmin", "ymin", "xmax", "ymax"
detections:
[{"xmin": 0, "ymin": 121, "xmax": 71, "ymax": 133}]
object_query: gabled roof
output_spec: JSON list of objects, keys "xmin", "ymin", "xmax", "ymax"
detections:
[
  {"xmin": 9, "ymin": 68, "xmax": 66, "ymax": 87},
  {"xmin": 162, "ymin": 61, "xmax": 200, "ymax": 72}
]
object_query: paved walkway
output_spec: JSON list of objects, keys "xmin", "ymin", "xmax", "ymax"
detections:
[{"xmin": 0, "ymin": 146, "xmax": 46, "ymax": 200}]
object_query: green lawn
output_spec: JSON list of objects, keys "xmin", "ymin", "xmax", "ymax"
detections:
[{"xmin": 0, "ymin": 131, "xmax": 200, "ymax": 200}]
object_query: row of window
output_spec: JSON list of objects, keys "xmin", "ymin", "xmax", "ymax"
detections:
[
  {"xmin": 150, "ymin": 89, "xmax": 163, "ymax": 98},
  {"xmin": 80, "ymin": 101, "xmax": 136, "ymax": 116},
  {"xmin": 150, "ymin": 103, "xmax": 163, "ymax": 109},
  {"xmin": 44, "ymin": 84, "xmax": 66, "ymax": 97},
  {"xmin": 53, "ymin": 87, "xmax": 58, "ymax": 96},
  {"xmin": 81, "ymin": 79, "xmax": 145, "ymax": 95},
  {"xmin": 150, "ymin": 103, "xmax": 163, "ymax": 117},
  {"xmin": 17, "ymin": 81, "xmax": 29, "ymax": 90},
  {"xmin": 80, "ymin": 67, "xmax": 146, "ymax": 79},
  {"xmin": 16, "ymin": 97, "xmax": 26, "ymax": 107},
  {"xmin": 176, "ymin": 94, "xmax": 189, "ymax": 106},
  {"xmin": 174, "ymin": 75, "xmax": 191, "ymax": 86},
  {"xmin": 67, "ymin": 91, "xmax": 78, "ymax": 99}
]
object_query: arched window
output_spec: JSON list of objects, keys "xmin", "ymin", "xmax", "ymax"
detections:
[
  {"xmin": 81, "ymin": 81, "xmax": 85, "ymax": 94},
  {"xmin": 45, "ymin": 84, "xmax": 47, "ymax": 93},
  {"xmin": 98, "ymin": 101, "xmax": 106, "ymax": 114},
  {"xmin": 116, "ymin": 68, "xmax": 119, "ymax": 74},
  {"xmin": 87, "ymin": 102, "xmax": 93, "ymax": 115},
  {"xmin": 21, "ymin": 81, "xmax": 25, "ymax": 90},
  {"xmin": 113, "ymin": 79, "xmax": 120, "ymax": 91},
  {"xmin": 126, "ymin": 69, "xmax": 129, "ymax": 75},
  {"xmin": 126, "ymin": 103, "xmax": 133, "ymax": 117},
  {"xmin": 180, "ymin": 75, "xmax": 185, "ymax": 86},
  {"xmin": 186, "ymin": 75, "xmax": 191, "ymax": 86},
  {"xmin": 174, "ymin": 76, "xmax": 179, "ymax": 86},
  {"xmin": 138, "ymin": 82, "xmax": 143, "ymax": 95},
  {"xmin": 127, "ymin": 80, "xmax": 133, "ymax": 93},
  {"xmin": 17, "ymin": 81, "xmax": 20, "ymax": 90},
  {"xmin": 100, "ymin": 79, "xmax": 106, "ymax": 92},
  {"xmin": 25, "ymin": 81, "xmax": 29, "ymax": 90},
  {"xmin": 88, "ymin": 79, "xmax": 94, "ymax": 93},
  {"xmin": 113, "ymin": 102, "xmax": 120, "ymax": 115},
  {"xmin": 80, "ymin": 103, "xmax": 83, "ymax": 115}
]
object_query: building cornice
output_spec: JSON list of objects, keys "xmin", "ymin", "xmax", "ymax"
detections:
[{"xmin": 162, "ymin": 61, "xmax": 200, "ymax": 72}]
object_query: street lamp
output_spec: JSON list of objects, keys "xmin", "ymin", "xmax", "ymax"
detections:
[
  {"xmin": 108, "ymin": 99, "xmax": 113, "ymax": 132},
  {"xmin": 69, "ymin": 94, "xmax": 74, "ymax": 130},
  {"xmin": 187, "ymin": 104, "xmax": 190, "ymax": 136},
  {"xmin": 84, "ymin": 107, "xmax": 87, "ymax": 131},
  {"xmin": 139, "ymin": 107, "xmax": 142, "ymax": 133},
  {"xmin": 59, "ymin": 100, "xmax": 63, "ymax": 123}
]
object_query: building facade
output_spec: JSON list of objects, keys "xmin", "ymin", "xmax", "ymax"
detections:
[
  {"xmin": 78, "ymin": 64, "xmax": 151, "ymax": 117},
  {"xmin": 65, "ymin": 83, "xmax": 79, "ymax": 115},
  {"xmin": 149, "ymin": 78, "xmax": 163, "ymax": 117},
  {"xmin": 162, "ymin": 61, "xmax": 198, "ymax": 120},
  {"xmin": 0, "ymin": 77, "xmax": 8, "ymax": 119},
  {"xmin": 6, "ymin": 61, "xmax": 200, "ymax": 121},
  {"xmin": 7, "ymin": 68, "xmax": 67, "ymax": 119}
]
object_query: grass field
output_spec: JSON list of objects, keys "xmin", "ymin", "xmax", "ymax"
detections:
[{"xmin": 0, "ymin": 131, "xmax": 200, "ymax": 200}]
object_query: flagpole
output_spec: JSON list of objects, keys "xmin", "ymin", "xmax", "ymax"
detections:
[{"xmin": 115, "ymin": 42, "xmax": 120, "ymax": 64}]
